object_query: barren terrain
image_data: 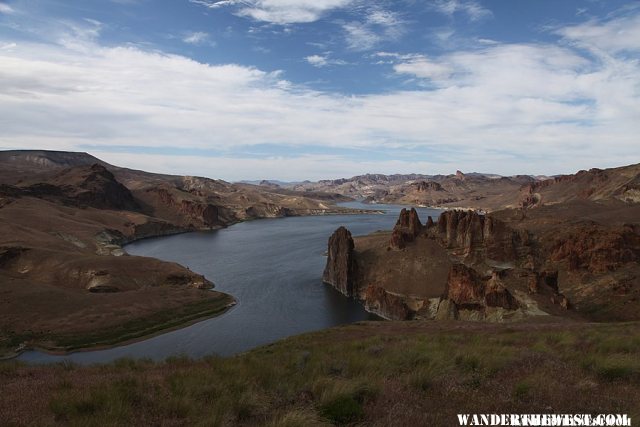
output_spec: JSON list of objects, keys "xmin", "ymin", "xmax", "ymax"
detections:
[{"xmin": 0, "ymin": 150, "xmax": 360, "ymax": 356}]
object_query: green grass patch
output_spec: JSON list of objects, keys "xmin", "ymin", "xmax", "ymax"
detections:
[
  {"xmin": 47, "ymin": 294, "xmax": 234, "ymax": 351},
  {"xmin": 319, "ymin": 394, "xmax": 364, "ymax": 425}
]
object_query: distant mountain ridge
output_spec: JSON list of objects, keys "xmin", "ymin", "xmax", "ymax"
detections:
[{"xmin": 285, "ymin": 164, "xmax": 640, "ymax": 211}]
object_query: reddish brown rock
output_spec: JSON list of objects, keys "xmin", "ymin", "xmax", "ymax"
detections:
[
  {"xmin": 150, "ymin": 187, "xmax": 221, "ymax": 228},
  {"xmin": 180, "ymin": 200, "xmax": 219, "ymax": 227},
  {"xmin": 549, "ymin": 224, "xmax": 639, "ymax": 273},
  {"xmin": 435, "ymin": 210, "xmax": 525, "ymax": 262},
  {"xmin": 395, "ymin": 207, "xmax": 422, "ymax": 235},
  {"xmin": 362, "ymin": 285, "xmax": 413, "ymax": 320},
  {"xmin": 323, "ymin": 226, "xmax": 357, "ymax": 297},
  {"xmin": 444, "ymin": 265, "xmax": 520, "ymax": 312},
  {"xmin": 426, "ymin": 216, "xmax": 435, "ymax": 229},
  {"xmin": 389, "ymin": 228, "xmax": 407, "ymax": 250},
  {"xmin": 413, "ymin": 181, "xmax": 443, "ymax": 192},
  {"xmin": 484, "ymin": 271, "xmax": 519, "ymax": 310},
  {"xmin": 14, "ymin": 164, "xmax": 140, "ymax": 211},
  {"xmin": 551, "ymin": 294, "xmax": 571, "ymax": 310},
  {"xmin": 68, "ymin": 164, "xmax": 140, "ymax": 211},
  {"xmin": 389, "ymin": 208, "xmax": 423, "ymax": 249},
  {"xmin": 444, "ymin": 264, "xmax": 485, "ymax": 306}
]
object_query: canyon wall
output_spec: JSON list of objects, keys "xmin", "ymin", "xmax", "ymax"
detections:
[{"xmin": 323, "ymin": 208, "xmax": 578, "ymax": 321}]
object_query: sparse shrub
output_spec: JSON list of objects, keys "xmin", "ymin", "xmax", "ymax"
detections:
[
  {"xmin": 455, "ymin": 354, "xmax": 480, "ymax": 372},
  {"xmin": 112, "ymin": 377, "xmax": 143, "ymax": 407},
  {"xmin": 0, "ymin": 361, "xmax": 21, "ymax": 376},
  {"xmin": 165, "ymin": 354, "xmax": 191, "ymax": 365},
  {"xmin": 597, "ymin": 364, "xmax": 634, "ymax": 382},
  {"xmin": 320, "ymin": 395, "xmax": 364, "ymax": 425},
  {"xmin": 166, "ymin": 399, "xmax": 191, "ymax": 419},
  {"xmin": 513, "ymin": 381, "xmax": 531, "ymax": 400},
  {"xmin": 407, "ymin": 367, "xmax": 433, "ymax": 391},
  {"xmin": 49, "ymin": 392, "xmax": 103, "ymax": 421},
  {"xmin": 464, "ymin": 374, "xmax": 483, "ymax": 389},
  {"xmin": 267, "ymin": 408, "xmax": 330, "ymax": 427},
  {"xmin": 49, "ymin": 396, "xmax": 73, "ymax": 422}
]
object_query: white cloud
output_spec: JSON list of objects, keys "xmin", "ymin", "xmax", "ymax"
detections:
[
  {"xmin": 557, "ymin": 12, "xmax": 640, "ymax": 53},
  {"xmin": 305, "ymin": 53, "xmax": 347, "ymax": 67},
  {"xmin": 0, "ymin": 10, "xmax": 639, "ymax": 179},
  {"xmin": 431, "ymin": 0, "xmax": 492, "ymax": 22},
  {"xmin": 0, "ymin": 3, "xmax": 14, "ymax": 14},
  {"xmin": 189, "ymin": 0, "xmax": 354, "ymax": 24},
  {"xmin": 394, "ymin": 55, "xmax": 454, "ymax": 80},
  {"xmin": 343, "ymin": 21, "xmax": 381, "ymax": 51},
  {"xmin": 343, "ymin": 8, "xmax": 406, "ymax": 51},
  {"xmin": 182, "ymin": 31, "xmax": 214, "ymax": 45},
  {"xmin": 305, "ymin": 54, "xmax": 328, "ymax": 67}
]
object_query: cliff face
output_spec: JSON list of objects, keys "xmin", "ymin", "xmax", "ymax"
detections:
[
  {"xmin": 59, "ymin": 164, "xmax": 141, "ymax": 211},
  {"xmin": 322, "ymin": 226, "xmax": 357, "ymax": 297},
  {"xmin": 443, "ymin": 265, "xmax": 519, "ymax": 311},
  {"xmin": 323, "ymin": 207, "xmax": 583, "ymax": 322},
  {"xmin": 147, "ymin": 187, "xmax": 222, "ymax": 228},
  {"xmin": 548, "ymin": 224, "xmax": 639, "ymax": 273},
  {"xmin": 2, "ymin": 164, "xmax": 140, "ymax": 211},
  {"xmin": 362, "ymin": 285, "xmax": 413, "ymax": 320},
  {"xmin": 445, "ymin": 264, "xmax": 486, "ymax": 307},
  {"xmin": 435, "ymin": 210, "xmax": 529, "ymax": 262}
]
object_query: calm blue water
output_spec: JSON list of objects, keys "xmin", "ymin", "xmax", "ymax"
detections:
[{"xmin": 18, "ymin": 203, "xmax": 441, "ymax": 364}]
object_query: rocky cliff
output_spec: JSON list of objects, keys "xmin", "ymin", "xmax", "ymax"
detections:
[
  {"xmin": 435, "ymin": 210, "xmax": 530, "ymax": 263},
  {"xmin": 389, "ymin": 207, "xmax": 423, "ymax": 249},
  {"xmin": 323, "ymin": 207, "xmax": 581, "ymax": 322},
  {"xmin": 322, "ymin": 226, "xmax": 357, "ymax": 297},
  {"xmin": 1, "ymin": 163, "xmax": 140, "ymax": 211}
]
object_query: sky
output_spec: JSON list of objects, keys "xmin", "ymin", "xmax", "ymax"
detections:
[{"xmin": 0, "ymin": 0, "xmax": 639, "ymax": 181}]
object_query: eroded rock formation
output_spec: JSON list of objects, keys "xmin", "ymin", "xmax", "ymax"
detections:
[
  {"xmin": 322, "ymin": 226, "xmax": 357, "ymax": 297},
  {"xmin": 549, "ymin": 224, "xmax": 639, "ymax": 273},
  {"xmin": 413, "ymin": 181, "xmax": 443, "ymax": 192},
  {"xmin": 150, "ymin": 187, "xmax": 222, "ymax": 228},
  {"xmin": 389, "ymin": 208, "xmax": 423, "ymax": 249},
  {"xmin": 435, "ymin": 210, "xmax": 529, "ymax": 262},
  {"xmin": 323, "ymin": 207, "xmax": 580, "ymax": 321},
  {"xmin": 442, "ymin": 265, "xmax": 519, "ymax": 311},
  {"xmin": 362, "ymin": 285, "xmax": 413, "ymax": 320}
]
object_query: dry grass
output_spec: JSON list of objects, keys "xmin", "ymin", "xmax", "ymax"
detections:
[{"xmin": 1, "ymin": 321, "xmax": 639, "ymax": 426}]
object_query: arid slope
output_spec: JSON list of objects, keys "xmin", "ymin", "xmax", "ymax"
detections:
[{"xmin": 0, "ymin": 150, "xmax": 361, "ymax": 356}]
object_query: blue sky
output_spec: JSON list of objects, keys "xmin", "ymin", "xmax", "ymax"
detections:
[{"xmin": 0, "ymin": 0, "xmax": 638, "ymax": 180}]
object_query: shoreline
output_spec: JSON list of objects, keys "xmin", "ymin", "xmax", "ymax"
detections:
[
  {"xmin": 2, "ymin": 203, "xmax": 382, "ymax": 363},
  {"xmin": 3, "ymin": 296, "xmax": 238, "ymax": 361}
]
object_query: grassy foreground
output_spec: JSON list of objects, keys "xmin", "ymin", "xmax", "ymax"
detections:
[{"xmin": 1, "ymin": 321, "xmax": 639, "ymax": 426}]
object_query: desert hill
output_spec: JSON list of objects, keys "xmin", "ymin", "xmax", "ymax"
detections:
[{"xmin": 0, "ymin": 150, "xmax": 362, "ymax": 356}]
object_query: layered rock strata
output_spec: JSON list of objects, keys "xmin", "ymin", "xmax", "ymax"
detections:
[{"xmin": 323, "ymin": 208, "xmax": 575, "ymax": 321}]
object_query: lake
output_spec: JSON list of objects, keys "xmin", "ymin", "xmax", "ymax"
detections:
[{"xmin": 18, "ymin": 203, "xmax": 442, "ymax": 364}]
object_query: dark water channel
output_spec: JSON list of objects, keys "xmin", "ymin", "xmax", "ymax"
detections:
[{"xmin": 18, "ymin": 203, "xmax": 442, "ymax": 364}]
